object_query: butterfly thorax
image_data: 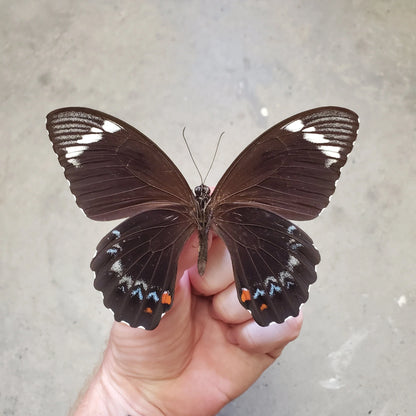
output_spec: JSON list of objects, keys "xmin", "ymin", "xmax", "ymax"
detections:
[{"xmin": 194, "ymin": 184, "xmax": 212, "ymax": 276}]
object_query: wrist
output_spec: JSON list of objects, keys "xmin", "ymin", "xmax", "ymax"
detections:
[{"xmin": 72, "ymin": 351, "xmax": 163, "ymax": 416}]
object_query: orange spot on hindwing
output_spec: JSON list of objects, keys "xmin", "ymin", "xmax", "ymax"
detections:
[
  {"xmin": 260, "ymin": 303, "xmax": 268, "ymax": 311},
  {"xmin": 144, "ymin": 307, "xmax": 153, "ymax": 314},
  {"xmin": 161, "ymin": 291, "xmax": 172, "ymax": 305},
  {"xmin": 240, "ymin": 288, "xmax": 251, "ymax": 302}
]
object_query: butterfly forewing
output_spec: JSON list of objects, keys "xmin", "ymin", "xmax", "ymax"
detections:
[
  {"xmin": 91, "ymin": 209, "xmax": 194, "ymax": 329},
  {"xmin": 46, "ymin": 108, "xmax": 196, "ymax": 221},
  {"xmin": 214, "ymin": 206, "xmax": 320, "ymax": 325},
  {"xmin": 211, "ymin": 107, "xmax": 358, "ymax": 220}
]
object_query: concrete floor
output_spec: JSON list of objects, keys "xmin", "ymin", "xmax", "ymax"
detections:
[{"xmin": 1, "ymin": 1, "xmax": 415, "ymax": 415}]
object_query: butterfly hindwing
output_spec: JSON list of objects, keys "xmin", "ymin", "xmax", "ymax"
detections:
[
  {"xmin": 214, "ymin": 206, "xmax": 320, "ymax": 326},
  {"xmin": 46, "ymin": 108, "xmax": 195, "ymax": 221},
  {"xmin": 91, "ymin": 209, "xmax": 194, "ymax": 329},
  {"xmin": 211, "ymin": 107, "xmax": 358, "ymax": 221}
]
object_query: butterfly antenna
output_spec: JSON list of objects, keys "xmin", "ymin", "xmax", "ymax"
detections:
[
  {"xmin": 203, "ymin": 131, "xmax": 224, "ymax": 184},
  {"xmin": 182, "ymin": 127, "xmax": 204, "ymax": 184}
]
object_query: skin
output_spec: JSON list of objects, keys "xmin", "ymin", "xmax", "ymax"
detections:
[{"xmin": 72, "ymin": 232, "xmax": 303, "ymax": 416}]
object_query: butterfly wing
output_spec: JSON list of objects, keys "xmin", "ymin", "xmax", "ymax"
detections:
[
  {"xmin": 211, "ymin": 107, "xmax": 358, "ymax": 325},
  {"xmin": 91, "ymin": 208, "xmax": 194, "ymax": 329},
  {"xmin": 46, "ymin": 107, "xmax": 196, "ymax": 221},
  {"xmin": 211, "ymin": 107, "xmax": 359, "ymax": 221},
  {"xmin": 214, "ymin": 206, "xmax": 320, "ymax": 326},
  {"xmin": 47, "ymin": 108, "xmax": 197, "ymax": 329}
]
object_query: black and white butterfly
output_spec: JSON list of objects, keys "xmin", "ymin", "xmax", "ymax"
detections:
[{"xmin": 46, "ymin": 107, "xmax": 358, "ymax": 330}]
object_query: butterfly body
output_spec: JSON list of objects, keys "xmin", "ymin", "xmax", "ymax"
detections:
[
  {"xmin": 193, "ymin": 184, "xmax": 213, "ymax": 275},
  {"xmin": 47, "ymin": 106, "xmax": 358, "ymax": 329}
]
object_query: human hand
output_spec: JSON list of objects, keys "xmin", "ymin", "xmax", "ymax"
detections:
[{"xmin": 73, "ymin": 231, "xmax": 303, "ymax": 416}]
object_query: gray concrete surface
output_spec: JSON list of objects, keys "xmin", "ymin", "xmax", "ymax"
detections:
[{"xmin": 1, "ymin": 1, "xmax": 415, "ymax": 415}]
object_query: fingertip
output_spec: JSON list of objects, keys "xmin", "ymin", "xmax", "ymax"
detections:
[
  {"xmin": 211, "ymin": 283, "xmax": 252, "ymax": 324},
  {"xmin": 226, "ymin": 313, "xmax": 304, "ymax": 355},
  {"xmin": 284, "ymin": 311, "xmax": 303, "ymax": 341}
]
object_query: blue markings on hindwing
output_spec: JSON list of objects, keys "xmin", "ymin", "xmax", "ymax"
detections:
[
  {"xmin": 269, "ymin": 283, "xmax": 282, "ymax": 295},
  {"xmin": 111, "ymin": 229, "xmax": 121, "ymax": 238},
  {"xmin": 253, "ymin": 288, "xmax": 266, "ymax": 299},
  {"xmin": 131, "ymin": 287, "xmax": 144, "ymax": 300},
  {"xmin": 146, "ymin": 291, "xmax": 159, "ymax": 302}
]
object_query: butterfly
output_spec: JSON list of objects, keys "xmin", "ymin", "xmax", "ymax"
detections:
[{"xmin": 46, "ymin": 106, "xmax": 358, "ymax": 330}]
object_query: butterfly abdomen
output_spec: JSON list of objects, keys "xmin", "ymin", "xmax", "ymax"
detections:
[{"xmin": 194, "ymin": 184, "xmax": 213, "ymax": 276}]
